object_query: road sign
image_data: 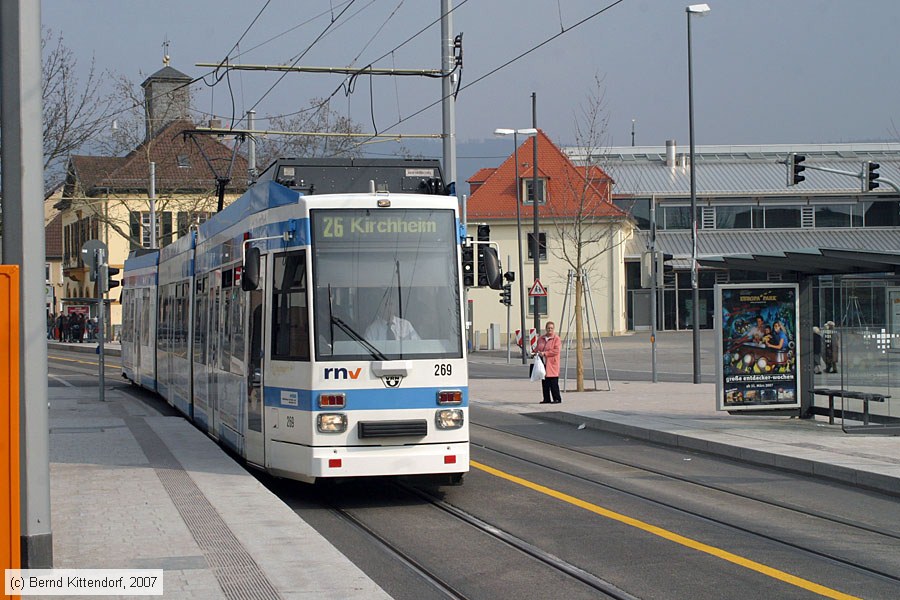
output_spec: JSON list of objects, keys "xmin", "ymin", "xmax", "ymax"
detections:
[
  {"xmin": 81, "ymin": 240, "xmax": 108, "ymax": 281},
  {"xmin": 528, "ymin": 279, "xmax": 547, "ymax": 297}
]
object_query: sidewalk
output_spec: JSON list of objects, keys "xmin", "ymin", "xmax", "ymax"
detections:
[
  {"xmin": 469, "ymin": 377, "xmax": 900, "ymax": 496},
  {"xmin": 43, "ymin": 340, "xmax": 899, "ymax": 597},
  {"xmin": 46, "ymin": 382, "xmax": 390, "ymax": 599}
]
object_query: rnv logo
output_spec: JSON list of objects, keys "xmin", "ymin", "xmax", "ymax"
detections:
[{"xmin": 324, "ymin": 367, "xmax": 362, "ymax": 380}]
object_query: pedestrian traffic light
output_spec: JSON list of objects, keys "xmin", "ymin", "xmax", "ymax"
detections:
[
  {"xmin": 656, "ymin": 252, "xmax": 674, "ymax": 284},
  {"xmin": 499, "ymin": 284, "xmax": 512, "ymax": 306},
  {"xmin": 787, "ymin": 153, "xmax": 806, "ymax": 186},
  {"xmin": 863, "ymin": 161, "xmax": 880, "ymax": 192},
  {"xmin": 107, "ymin": 266, "xmax": 120, "ymax": 290},
  {"xmin": 461, "ymin": 244, "xmax": 475, "ymax": 287},
  {"xmin": 100, "ymin": 265, "xmax": 121, "ymax": 293}
]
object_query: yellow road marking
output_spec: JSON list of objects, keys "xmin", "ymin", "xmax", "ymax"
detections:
[
  {"xmin": 49, "ymin": 354, "xmax": 120, "ymax": 371},
  {"xmin": 471, "ymin": 460, "xmax": 860, "ymax": 600}
]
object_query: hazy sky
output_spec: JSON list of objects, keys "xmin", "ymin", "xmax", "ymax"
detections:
[{"xmin": 41, "ymin": 0, "xmax": 900, "ymax": 156}]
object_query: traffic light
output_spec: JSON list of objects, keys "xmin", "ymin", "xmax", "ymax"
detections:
[
  {"xmin": 657, "ymin": 252, "xmax": 674, "ymax": 285},
  {"xmin": 476, "ymin": 224, "xmax": 490, "ymax": 287},
  {"xmin": 787, "ymin": 153, "xmax": 806, "ymax": 186},
  {"xmin": 461, "ymin": 244, "xmax": 475, "ymax": 287},
  {"xmin": 499, "ymin": 284, "xmax": 512, "ymax": 306},
  {"xmin": 863, "ymin": 161, "xmax": 880, "ymax": 192},
  {"xmin": 107, "ymin": 266, "xmax": 121, "ymax": 290},
  {"xmin": 100, "ymin": 265, "xmax": 121, "ymax": 293}
]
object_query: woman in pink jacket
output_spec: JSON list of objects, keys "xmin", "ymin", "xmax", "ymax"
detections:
[{"xmin": 535, "ymin": 321, "xmax": 562, "ymax": 403}]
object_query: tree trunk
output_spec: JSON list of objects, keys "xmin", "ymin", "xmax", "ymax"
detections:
[{"xmin": 575, "ymin": 274, "xmax": 584, "ymax": 391}]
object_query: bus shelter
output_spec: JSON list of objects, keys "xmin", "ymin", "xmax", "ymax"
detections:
[{"xmin": 700, "ymin": 248, "xmax": 900, "ymax": 434}]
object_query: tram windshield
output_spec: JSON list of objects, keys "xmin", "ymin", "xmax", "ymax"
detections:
[{"xmin": 311, "ymin": 208, "xmax": 463, "ymax": 361}]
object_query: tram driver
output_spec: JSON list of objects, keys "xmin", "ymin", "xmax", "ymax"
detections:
[{"xmin": 364, "ymin": 292, "xmax": 421, "ymax": 342}]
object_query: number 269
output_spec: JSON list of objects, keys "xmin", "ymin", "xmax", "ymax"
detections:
[{"xmin": 434, "ymin": 363, "xmax": 452, "ymax": 376}]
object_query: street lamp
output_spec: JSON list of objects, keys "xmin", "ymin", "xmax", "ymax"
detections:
[
  {"xmin": 687, "ymin": 2, "xmax": 709, "ymax": 384},
  {"xmin": 495, "ymin": 127, "xmax": 537, "ymax": 364}
]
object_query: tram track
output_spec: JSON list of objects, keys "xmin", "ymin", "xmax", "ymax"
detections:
[
  {"xmin": 328, "ymin": 502, "xmax": 472, "ymax": 600},
  {"xmin": 320, "ymin": 480, "xmax": 634, "ymax": 600},
  {"xmin": 470, "ymin": 419, "xmax": 900, "ymax": 587}
]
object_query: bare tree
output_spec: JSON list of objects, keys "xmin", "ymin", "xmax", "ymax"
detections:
[
  {"xmin": 255, "ymin": 98, "xmax": 364, "ymax": 168},
  {"xmin": 62, "ymin": 74, "xmax": 243, "ymax": 251},
  {"xmin": 547, "ymin": 75, "xmax": 631, "ymax": 391},
  {"xmin": 39, "ymin": 30, "xmax": 125, "ymax": 189}
]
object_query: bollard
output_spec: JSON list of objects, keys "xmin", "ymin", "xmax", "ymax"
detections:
[{"xmin": 1, "ymin": 266, "xmax": 21, "ymax": 573}]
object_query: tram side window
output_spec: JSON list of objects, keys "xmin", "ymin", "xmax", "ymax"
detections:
[
  {"xmin": 194, "ymin": 276, "xmax": 208, "ymax": 365},
  {"xmin": 121, "ymin": 290, "xmax": 132, "ymax": 343},
  {"xmin": 231, "ymin": 286, "xmax": 245, "ymax": 372},
  {"xmin": 271, "ymin": 250, "xmax": 310, "ymax": 361},
  {"xmin": 141, "ymin": 289, "xmax": 150, "ymax": 342},
  {"xmin": 179, "ymin": 282, "xmax": 189, "ymax": 359}
]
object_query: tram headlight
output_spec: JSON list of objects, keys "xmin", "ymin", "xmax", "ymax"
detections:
[
  {"xmin": 317, "ymin": 413, "xmax": 348, "ymax": 433},
  {"xmin": 435, "ymin": 409, "xmax": 464, "ymax": 430}
]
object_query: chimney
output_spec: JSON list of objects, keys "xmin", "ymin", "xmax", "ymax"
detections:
[{"xmin": 665, "ymin": 140, "xmax": 677, "ymax": 167}]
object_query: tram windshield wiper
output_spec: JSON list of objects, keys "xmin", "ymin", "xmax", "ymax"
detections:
[{"xmin": 331, "ymin": 315, "xmax": 388, "ymax": 362}]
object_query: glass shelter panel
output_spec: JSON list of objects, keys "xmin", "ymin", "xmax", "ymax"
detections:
[{"xmin": 814, "ymin": 276, "xmax": 900, "ymax": 429}]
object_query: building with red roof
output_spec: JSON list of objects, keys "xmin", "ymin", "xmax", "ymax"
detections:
[{"xmin": 465, "ymin": 130, "xmax": 632, "ymax": 344}]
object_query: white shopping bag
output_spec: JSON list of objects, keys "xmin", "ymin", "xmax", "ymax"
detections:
[{"xmin": 530, "ymin": 354, "xmax": 546, "ymax": 382}]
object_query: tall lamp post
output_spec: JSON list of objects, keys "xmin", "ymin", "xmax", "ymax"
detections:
[
  {"xmin": 495, "ymin": 127, "xmax": 538, "ymax": 364},
  {"xmin": 687, "ymin": 3, "xmax": 710, "ymax": 384}
]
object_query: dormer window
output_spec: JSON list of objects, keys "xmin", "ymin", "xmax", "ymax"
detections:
[{"xmin": 521, "ymin": 178, "xmax": 547, "ymax": 205}]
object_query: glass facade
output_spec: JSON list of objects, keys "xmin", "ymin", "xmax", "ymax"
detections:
[{"xmin": 614, "ymin": 198, "xmax": 900, "ymax": 231}]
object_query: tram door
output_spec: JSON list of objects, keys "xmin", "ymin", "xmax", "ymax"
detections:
[{"xmin": 245, "ymin": 255, "xmax": 266, "ymax": 467}]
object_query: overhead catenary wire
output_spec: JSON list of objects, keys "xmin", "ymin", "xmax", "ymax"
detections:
[
  {"xmin": 336, "ymin": 0, "xmax": 629, "ymax": 157},
  {"xmin": 202, "ymin": 0, "xmax": 471, "ymax": 126}
]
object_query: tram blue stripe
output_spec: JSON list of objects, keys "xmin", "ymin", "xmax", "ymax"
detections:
[{"xmin": 263, "ymin": 386, "xmax": 468, "ymax": 411}]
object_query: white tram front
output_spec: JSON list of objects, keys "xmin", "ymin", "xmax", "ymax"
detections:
[{"xmin": 122, "ymin": 158, "xmax": 503, "ymax": 485}]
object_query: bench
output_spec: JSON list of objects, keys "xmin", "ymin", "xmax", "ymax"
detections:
[{"xmin": 811, "ymin": 388, "xmax": 889, "ymax": 425}]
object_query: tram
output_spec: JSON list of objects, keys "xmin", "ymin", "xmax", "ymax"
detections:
[{"xmin": 121, "ymin": 158, "xmax": 501, "ymax": 484}]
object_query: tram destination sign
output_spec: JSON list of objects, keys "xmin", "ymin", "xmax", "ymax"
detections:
[{"xmin": 312, "ymin": 209, "xmax": 451, "ymax": 243}]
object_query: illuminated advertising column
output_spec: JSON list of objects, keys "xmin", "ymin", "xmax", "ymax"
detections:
[{"xmin": 716, "ymin": 284, "xmax": 800, "ymax": 411}]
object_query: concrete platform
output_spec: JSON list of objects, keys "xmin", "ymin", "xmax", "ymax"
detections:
[{"xmin": 46, "ymin": 383, "xmax": 390, "ymax": 599}]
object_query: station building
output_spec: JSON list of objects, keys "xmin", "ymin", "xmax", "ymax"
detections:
[{"xmin": 566, "ymin": 141, "xmax": 900, "ymax": 332}]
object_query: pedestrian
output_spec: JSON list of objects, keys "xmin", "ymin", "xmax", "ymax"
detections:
[
  {"xmin": 823, "ymin": 321, "xmax": 839, "ymax": 373},
  {"xmin": 59, "ymin": 314, "xmax": 69, "ymax": 342},
  {"xmin": 535, "ymin": 320, "xmax": 562, "ymax": 404},
  {"xmin": 812, "ymin": 326, "xmax": 823, "ymax": 374}
]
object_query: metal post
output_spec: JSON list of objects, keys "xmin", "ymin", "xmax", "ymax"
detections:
[
  {"xmin": 96, "ymin": 249, "xmax": 106, "ymax": 403},
  {"xmin": 441, "ymin": 0, "xmax": 457, "ymax": 192},
  {"xmin": 513, "ymin": 133, "xmax": 528, "ymax": 364},
  {"xmin": 1, "ymin": 0, "xmax": 52, "ymax": 566},
  {"xmin": 247, "ymin": 109, "xmax": 257, "ymax": 182},
  {"xmin": 506, "ymin": 255, "xmax": 512, "ymax": 364},
  {"xmin": 531, "ymin": 92, "xmax": 541, "ymax": 333},
  {"xmin": 650, "ymin": 196, "xmax": 658, "ymax": 383},
  {"xmin": 149, "ymin": 161, "xmax": 157, "ymax": 249},
  {"xmin": 687, "ymin": 9, "xmax": 701, "ymax": 384}
]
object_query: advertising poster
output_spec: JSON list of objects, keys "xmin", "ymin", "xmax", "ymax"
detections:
[{"xmin": 716, "ymin": 284, "xmax": 800, "ymax": 411}]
